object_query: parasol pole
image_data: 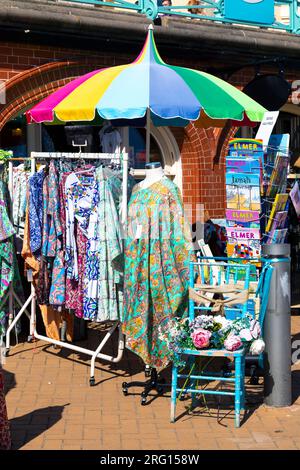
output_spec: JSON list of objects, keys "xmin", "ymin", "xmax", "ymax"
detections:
[
  {"xmin": 145, "ymin": 24, "xmax": 154, "ymax": 164},
  {"xmin": 146, "ymin": 107, "xmax": 150, "ymax": 164}
]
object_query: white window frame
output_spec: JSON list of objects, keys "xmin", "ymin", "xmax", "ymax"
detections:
[{"xmin": 120, "ymin": 124, "xmax": 182, "ymax": 193}]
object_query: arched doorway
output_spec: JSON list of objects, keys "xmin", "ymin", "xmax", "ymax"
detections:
[{"xmin": 120, "ymin": 124, "xmax": 182, "ymax": 191}]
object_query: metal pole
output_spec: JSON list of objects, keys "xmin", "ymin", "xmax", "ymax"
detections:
[
  {"xmin": 7, "ymin": 161, "xmax": 14, "ymax": 329},
  {"xmin": 262, "ymin": 243, "xmax": 292, "ymax": 407},
  {"xmin": 146, "ymin": 107, "xmax": 150, "ymax": 164},
  {"xmin": 121, "ymin": 152, "xmax": 128, "ymax": 225}
]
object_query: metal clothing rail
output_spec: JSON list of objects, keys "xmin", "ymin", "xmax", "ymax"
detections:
[{"xmin": 5, "ymin": 151, "xmax": 128, "ymax": 385}]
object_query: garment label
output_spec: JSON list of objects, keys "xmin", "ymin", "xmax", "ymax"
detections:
[
  {"xmin": 135, "ymin": 225, "xmax": 143, "ymax": 239},
  {"xmin": 27, "ymin": 269, "xmax": 33, "ymax": 282}
]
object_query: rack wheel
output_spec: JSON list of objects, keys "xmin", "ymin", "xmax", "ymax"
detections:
[
  {"xmin": 2, "ymin": 349, "xmax": 8, "ymax": 357},
  {"xmin": 179, "ymin": 393, "xmax": 186, "ymax": 401},
  {"xmin": 249, "ymin": 365, "xmax": 259, "ymax": 385},
  {"xmin": 122, "ymin": 382, "xmax": 128, "ymax": 396},
  {"xmin": 249, "ymin": 376, "xmax": 259, "ymax": 385},
  {"xmin": 141, "ymin": 397, "xmax": 147, "ymax": 406},
  {"xmin": 145, "ymin": 366, "xmax": 151, "ymax": 378},
  {"xmin": 27, "ymin": 335, "xmax": 33, "ymax": 343},
  {"xmin": 157, "ymin": 386, "xmax": 164, "ymax": 395},
  {"xmin": 89, "ymin": 377, "xmax": 95, "ymax": 387}
]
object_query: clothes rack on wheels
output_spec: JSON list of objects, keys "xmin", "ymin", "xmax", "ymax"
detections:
[{"xmin": 5, "ymin": 151, "xmax": 129, "ymax": 386}]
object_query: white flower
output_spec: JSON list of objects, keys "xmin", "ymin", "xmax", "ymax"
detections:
[
  {"xmin": 214, "ymin": 315, "xmax": 231, "ymax": 329},
  {"xmin": 239, "ymin": 328, "xmax": 253, "ymax": 342},
  {"xmin": 249, "ymin": 338, "xmax": 265, "ymax": 355}
]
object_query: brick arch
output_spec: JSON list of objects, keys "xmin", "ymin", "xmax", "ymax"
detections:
[
  {"xmin": 0, "ymin": 61, "xmax": 101, "ymax": 130},
  {"xmin": 179, "ymin": 122, "xmax": 238, "ymax": 220}
]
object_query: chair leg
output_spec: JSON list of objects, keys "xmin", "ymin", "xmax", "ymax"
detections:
[
  {"xmin": 234, "ymin": 356, "xmax": 242, "ymax": 428},
  {"xmin": 170, "ymin": 364, "xmax": 178, "ymax": 423},
  {"xmin": 240, "ymin": 356, "xmax": 246, "ymax": 412},
  {"xmin": 190, "ymin": 357, "xmax": 197, "ymax": 409}
]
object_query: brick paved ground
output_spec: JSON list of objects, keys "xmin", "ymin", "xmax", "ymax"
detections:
[{"xmin": 2, "ymin": 315, "xmax": 300, "ymax": 450}]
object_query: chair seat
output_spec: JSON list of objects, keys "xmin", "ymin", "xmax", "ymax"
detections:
[{"xmin": 179, "ymin": 347, "xmax": 246, "ymax": 357}]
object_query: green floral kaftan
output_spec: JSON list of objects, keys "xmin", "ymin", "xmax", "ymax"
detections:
[{"xmin": 122, "ymin": 176, "xmax": 194, "ymax": 369}]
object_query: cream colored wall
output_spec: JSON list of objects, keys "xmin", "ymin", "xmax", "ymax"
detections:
[
  {"xmin": 75, "ymin": 0, "xmax": 297, "ymax": 23},
  {"xmin": 275, "ymin": 5, "xmax": 289, "ymax": 23}
]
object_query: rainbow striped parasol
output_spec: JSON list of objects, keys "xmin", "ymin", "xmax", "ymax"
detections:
[{"xmin": 26, "ymin": 25, "xmax": 266, "ymax": 131}]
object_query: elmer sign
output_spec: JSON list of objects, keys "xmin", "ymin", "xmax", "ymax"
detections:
[
  {"xmin": 226, "ymin": 227, "xmax": 261, "ymax": 241},
  {"xmin": 226, "ymin": 210, "xmax": 260, "ymax": 223},
  {"xmin": 228, "ymin": 138, "xmax": 263, "ymax": 156},
  {"xmin": 224, "ymin": 0, "xmax": 274, "ymax": 25}
]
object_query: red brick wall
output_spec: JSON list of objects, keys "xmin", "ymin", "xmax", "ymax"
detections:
[{"xmin": 0, "ymin": 40, "xmax": 296, "ymax": 221}]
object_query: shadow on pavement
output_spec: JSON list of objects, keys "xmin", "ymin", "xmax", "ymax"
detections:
[{"xmin": 9, "ymin": 404, "xmax": 69, "ymax": 450}]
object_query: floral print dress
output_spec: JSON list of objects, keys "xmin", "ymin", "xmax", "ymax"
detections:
[
  {"xmin": 0, "ymin": 178, "xmax": 16, "ymax": 337},
  {"xmin": 0, "ymin": 174, "xmax": 24, "ymax": 338},
  {"xmin": 122, "ymin": 177, "xmax": 193, "ymax": 369},
  {"xmin": 0, "ymin": 367, "xmax": 11, "ymax": 450},
  {"xmin": 59, "ymin": 171, "xmax": 87, "ymax": 318},
  {"xmin": 94, "ymin": 167, "xmax": 123, "ymax": 322},
  {"xmin": 65, "ymin": 171, "xmax": 99, "ymax": 320},
  {"xmin": 28, "ymin": 169, "xmax": 45, "ymax": 257},
  {"xmin": 12, "ymin": 164, "xmax": 30, "ymax": 252},
  {"xmin": 65, "ymin": 168, "xmax": 124, "ymax": 322}
]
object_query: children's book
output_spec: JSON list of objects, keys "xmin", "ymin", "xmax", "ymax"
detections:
[
  {"xmin": 265, "ymin": 194, "xmax": 289, "ymax": 233},
  {"xmin": 265, "ymin": 228, "xmax": 288, "ymax": 244},
  {"xmin": 226, "ymin": 240, "xmax": 261, "ymax": 259},
  {"xmin": 228, "ymin": 138, "xmax": 263, "ymax": 158},
  {"xmin": 264, "ymin": 134, "xmax": 290, "ymax": 198},
  {"xmin": 226, "ymin": 173, "xmax": 261, "ymax": 211},
  {"xmin": 226, "ymin": 227, "xmax": 261, "ymax": 241},
  {"xmin": 266, "ymin": 210, "xmax": 288, "ymax": 233},
  {"xmin": 265, "ymin": 154, "xmax": 289, "ymax": 198},
  {"xmin": 226, "ymin": 157, "xmax": 261, "ymax": 174},
  {"xmin": 290, "ymin": 181, "xmax": 300, "ymax": 217},
  {"xmin": 226, "ymin": 209, "xmax": 260, "ymax": 229}
]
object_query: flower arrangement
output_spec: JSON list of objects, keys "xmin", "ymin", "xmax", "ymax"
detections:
[
  {"xmin": 159, "ymin": 314, "xmax": 265, "ymax": 365},
  {"xmin": 0, "ymin": 150, "xmax": 12, "ymax": 162}
]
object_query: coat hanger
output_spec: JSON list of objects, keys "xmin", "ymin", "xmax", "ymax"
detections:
[{"xmin": 100, "ymin": 121, "xmax": 114, "ymax": 139}]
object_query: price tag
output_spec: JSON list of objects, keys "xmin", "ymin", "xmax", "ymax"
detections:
[{"xmin": 135, "ymin": 225, "xmax": 143, "ymax": 239}]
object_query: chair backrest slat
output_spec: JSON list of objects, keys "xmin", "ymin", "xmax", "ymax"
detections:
[{"xmin": 190, "ymin": 257, "xmax": 251, "ymax": 321}]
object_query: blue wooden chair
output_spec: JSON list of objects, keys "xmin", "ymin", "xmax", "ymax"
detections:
[{"xmin": 170, "ymin": 258, "xmax": 252, "ymax": 428}]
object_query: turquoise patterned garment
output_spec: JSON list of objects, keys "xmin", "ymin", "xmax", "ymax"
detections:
[
  {"xmin": 94, "ymin": 167, "xmax": 123, "ymax": 322},
  {"xmin": 122, "ymin": 177, "xmax": 194, "ymax": 369},
  {"xmin": 0, "ymin": 172, "xmax": 23, "ymax": 337},
  {"xmin": 0, "ymin": 178, "xmax": 15, "ymax": 337}
]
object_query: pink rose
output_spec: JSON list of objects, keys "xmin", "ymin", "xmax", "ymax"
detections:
[
  {"xmin": 191, "ymin": 328, "xmax": 211, "ymax": 349},
  {"xmin": 239, "ymin": 328, "xmax": 252, "ymax": 342},
  {"xmin": 224, "ymin": 334, "xmax": 242, "ymax": 352}
]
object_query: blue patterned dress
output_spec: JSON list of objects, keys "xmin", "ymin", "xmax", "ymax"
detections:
[
  {"xmin": 28, "ymin": 169, "xmax": 45, "ymax": 257},
  {"xmin": 65, "ymin": 169, "xmax": 124, "ymax": 322}
]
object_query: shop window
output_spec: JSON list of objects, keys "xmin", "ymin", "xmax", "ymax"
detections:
[
  {"xmin": 0, "ymin": 115, "xmax": 27, "ymax": 157},
  {"xmin": 128, "ymin": 127, "xmax": 163, "ymax": 169}
]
